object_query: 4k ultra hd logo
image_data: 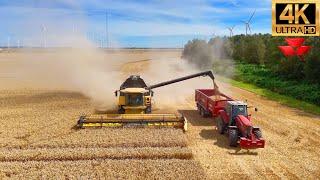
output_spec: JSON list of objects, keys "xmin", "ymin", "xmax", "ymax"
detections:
[{"xmin": 272, "ymin": 0, "xmax": 320, "ymax": 36}]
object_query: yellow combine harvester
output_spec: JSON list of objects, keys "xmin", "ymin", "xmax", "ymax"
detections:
[{"xmin": 77, "ymin": 70, "xmax": 215, "ymax": 131}]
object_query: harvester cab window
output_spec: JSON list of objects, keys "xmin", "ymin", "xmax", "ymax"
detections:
[{"xmin": 126, "ymin": 93, "xmax": 143, "ymax": 106}]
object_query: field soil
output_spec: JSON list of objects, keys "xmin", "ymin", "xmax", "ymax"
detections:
[{"xmin": 0, "ymin": 49, "xmax": 319, "ymax": 179}]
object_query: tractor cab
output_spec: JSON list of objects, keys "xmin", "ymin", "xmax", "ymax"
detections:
[
  {"xmin": 225, "ymin": 101, "xmax": 264, "ymax": 148},
  {"xmin": 226, "ymin": 101, "xmax": 248, "ymax": 126}
]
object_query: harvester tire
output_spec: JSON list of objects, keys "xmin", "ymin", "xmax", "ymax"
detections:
[
  {"xmin": 145, "ymin": 106, "xmax": 152, "ymax": 114},
  {"xmin": 229, "ymin": 129, "xmax": 238, "ymax": 147},
  {"xmin": 118, "ymin": 108, "xmax": 125, "ymax": 114},
  {"xmin": 217, "ymin": 117, "xmax": 225, "ymax": 134},
  {"xmin": 254, "ymin": 129, "xmax": 262, "ymax": 139}
]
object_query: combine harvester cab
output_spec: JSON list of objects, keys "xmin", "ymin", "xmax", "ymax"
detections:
[{"xmin": 195, "ymin": 89, "xmax": 265, "ymax": 149}]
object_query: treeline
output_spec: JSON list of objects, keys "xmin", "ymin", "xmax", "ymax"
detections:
[
  {"xmin": 182, "ymin": 37, "xmax": 233, "ymax": 76},
  {"xmin": 182, "ymin": 34, "xmax": 320, "ymax": 106},
  {"xmin": 183, "ymin": 34, "xmax": 320, "ymax": 83},
  {"xmin": 230, "ymin": 34, "xmax": 320, "ymax": 83}
]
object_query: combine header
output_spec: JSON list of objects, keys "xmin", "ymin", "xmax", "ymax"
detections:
[
  {"xmin": 77, "ymin": 71, "xmax": 215, "ymax": 131},
  {"xmin": 77, "ymin": 114, "xmax": 187, "ymax": 130}
]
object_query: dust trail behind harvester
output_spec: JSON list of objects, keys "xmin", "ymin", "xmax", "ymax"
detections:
[
  {"xmin": 0, "ymin": 5, "xmax": 124, "ymax": 110},
  {"xmin": 14, "ymin": 45, "xmax": 122, "ymax": 110}
]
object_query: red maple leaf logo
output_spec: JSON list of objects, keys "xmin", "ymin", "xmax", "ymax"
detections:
[{"xmin": 278, "ymin": 38, "xmax": 311, "ymax": 62}]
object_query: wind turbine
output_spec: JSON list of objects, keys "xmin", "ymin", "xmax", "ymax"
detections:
[
  {"xmin": 212, "ymin": 31, "xmax": 216, "ymax": 37},
  {"xmin": 72, "ymin": 24, "xmax": 77, "ymax": 33},
  {"xmin": 41, "ymin": 24, "xmax": 47, "ymax": 48},
  {"xmin": 241, "ymin": 9, "xmax": 256, "ymax": 35},
  {"xmin": 7, "ymin": 36, "xmax": 10, "ymax": 49},
  {"xmin": 227, "ymin": 25, "xmax": 235, "ymax": 37},
  {"xmin": 210, "ymin": 31, "xmax": 216, "ymax": 41}
]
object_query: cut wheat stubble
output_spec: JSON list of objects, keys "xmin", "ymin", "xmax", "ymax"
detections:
[
  {"xmin": 0, "ymin": 159, "xmax": 206, "ymax": 179},
  {"xmin": 0, "ymin": 147, "xmax": 193, "ymax": 162},
  {"xmin": 27, "ymin": 128, "xmax": 188, "ymax": 149}
]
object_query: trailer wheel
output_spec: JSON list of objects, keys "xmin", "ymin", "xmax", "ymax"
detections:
[
  {"xmin": 216, "ymin": 117, "xmax": 225, "ymax": 134},
  {"xmin": 229, "ymin": 129, "xmax": 239, "ymax": 147},
  {"xmin": 200, "ymin": 107, "xmax": 205, "ymax": 117},
  {"xmin": 197, "ymin": 104, "xmax": 201, "ymax": 115},
  {"xmin": 254, "ymin": 129, "xmax": 262, "ymax": 139}
]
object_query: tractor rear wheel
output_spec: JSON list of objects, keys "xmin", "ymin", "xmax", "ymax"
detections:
[
  {"xmin": 254, "ymin": 129, "xmax": 262, "ymax": 139},
  {"xmin": 229, "ymin": 129, "xmax": 239, "ymax": 147},
  {"xmin": 216, "ymin": 117, "xmax": 225, "ymax": 134}
]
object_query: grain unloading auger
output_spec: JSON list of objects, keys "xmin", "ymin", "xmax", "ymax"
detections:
[{"xmin": 77, "ymin": 71, "xmax": 216, "ymax": 131}]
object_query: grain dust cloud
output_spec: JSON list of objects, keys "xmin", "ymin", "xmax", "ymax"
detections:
[
  {"xmin": 13, "ymin": 44, "xmax": 122, "ymax": 110},
  {"xmin": 134, "ymin": 37, "xmax": 235, "ymax": 109},
  {"xmin": 1, "ymin": 4, "xmax": 123, "ymax": 110},
  {"xmin": 1, "ymin": 1, "xmax": 234, "ymax": 111}
]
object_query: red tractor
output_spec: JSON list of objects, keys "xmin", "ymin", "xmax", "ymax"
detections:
[{"xmin": 195, "ymin": 89, "xmax": 265, "ymax": 148}]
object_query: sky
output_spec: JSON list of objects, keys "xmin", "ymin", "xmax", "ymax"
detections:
[{"xmin": 0, "ymin": 0, "xmax": 271, "ymax": 48}]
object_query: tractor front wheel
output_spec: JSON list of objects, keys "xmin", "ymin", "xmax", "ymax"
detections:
[
  {"xmin": 216, "ymin": 117, "xmax": 225, "ymax": 134},
  {"xmin": 229, "ymin": 129, "xmax": 239, "ymax": 147}
]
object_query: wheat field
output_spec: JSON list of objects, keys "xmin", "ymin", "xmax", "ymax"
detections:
[
  {"xmin": 1, "ymin": 50, "xmax": 320, "ymax": 179},
  {"xmin": 0, "ymin": 50, "xmax": 206, "ymax": 179}
]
